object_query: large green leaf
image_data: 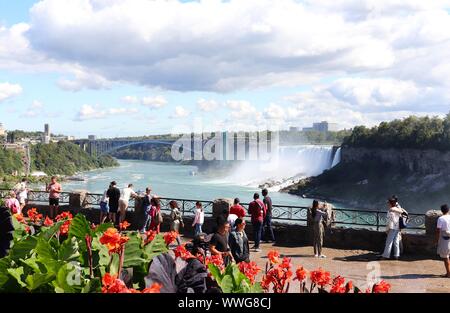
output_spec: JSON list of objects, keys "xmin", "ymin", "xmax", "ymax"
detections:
[
  {"xmin": 58, "ymin": 237, "xmax": 80, "ymax": 262},
  {"xmin": 82, "ymin": 277, "xmax": 101, "ymax": 293},
  {"xmin": 38, "ymin": 220, "xmax": 65, "ymax": 241},
  {"xmin": 143, "ymin": 234, "xmax": 168, "ymax": 262},
  {"xmin": 68, "ymin": 214, "xmax": 91, "ymax": 240},
  {"xmin": 208, "ymin": 264, "xmax": 223, "ymax": 284},
  {"xmin": 9, "ymin": 237, "xmax": 38, "ymax": 261},
  {"xmin": 25, "ymin": 272, "xmax": 55, "ymax": 291},
  {"xmin": 0, "ymin": 257, "xmax": 13, "ymax": 287},
  {"xmin": 53, "ymin": 262, "xmax": 84, "ymax": 293},
  {"xmin": 123, "ymin": 233, "xmax": 146, "ymax": 268},
  {"xmin": 220, "ymin": 275, "xmax": 234, "ymax": 293},
  {"xmin": 93, "ymin": 222, "xmax": 114, "ymax": 235},
  {"xmin": 7, "ymin": 267, "xmax": 27, "ymax": 288},
  {"xmin": 36, "ymin": 237, "xmax": 58, "ymax": 261}
]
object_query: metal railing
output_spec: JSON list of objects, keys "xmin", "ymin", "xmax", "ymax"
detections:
[{"xmin": 0, "ymin": 189, "xmax": 426, "ymax": 232}]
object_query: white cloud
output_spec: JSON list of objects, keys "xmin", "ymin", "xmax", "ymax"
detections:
[
  {"xmin": 0, "ymin": 82, "xmax": 23, "ymax": 102},
  {"xmin": 57, "ymin": 68, "xmax": 111, "ymax": 91},
  {"xmin": 171, "ymin": 106, "xmax": 190, "ymax": 119},
  {"xmin": 121, "ymin": 96, "xmax": 139, "ymax": 104},
  {"xmin": 16, "ymin": 0, "xmax": 448, "ymax": 93},
  {"xmin": 141, "ymin": 96, "xmax": 167, "ymax": 109},
  {"xmin": 75, "ymin": 104, "xmax": 138, "ymax": 121},
  {"xmin": 226, "ymin": 100, "xmax": 262, "ymax": 120},
  {"xmin": 197, "ymin": 98, "xmax": 219, "ymax": 112},
  {"xmin": 264, "ymin": 103, "xmax": 286, "ymax": 120}
]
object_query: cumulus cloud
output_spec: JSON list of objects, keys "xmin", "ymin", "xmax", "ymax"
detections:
[
  {"xmin": 197, "ymin": 99, "xmax": 219, "ymax": 112},
  {"xmin": 141, "ymin": 95, "xmax": 167, "ymax": 109},
  {"xmin": 171, "ymin": 105, "xmax": 190, "ymax": 119},
  {"xmin": 75, "ymin": 104, "xmax": 138, "ymax": 121},
  {"xmin": 14, "ymin": 0, "xmax": 447, "ymax": 93},
  {"xmin": 226, "ymin": 100, "xmax": 262, "ymax": 120},
  {"xmin": 121, "ymin": 96, "xmax": 139, "ymax": 104},
  {"xmin": 0, "ymin": 82, "xmax": 23, "ymax": 102},
  {"xmin": 57, "ymin": 68, "xmax": 111, "ymax": 91}
]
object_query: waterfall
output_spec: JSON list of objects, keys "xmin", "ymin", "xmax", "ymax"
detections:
[
  {"xmin": 221, "ymin": 145, "xmax": 337, "ymax": 188},
  {"xmin": 331, "ymin": 147, "xmax": 342, "ymax": 168}
]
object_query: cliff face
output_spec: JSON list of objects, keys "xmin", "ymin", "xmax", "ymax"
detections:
[
  {"xmin": 341, "ymin": 147, "xmax": 450, "ymax": 176},
  {"xmin": 282, "ymin": 147, "xmax": 450, "ymax": 213}
]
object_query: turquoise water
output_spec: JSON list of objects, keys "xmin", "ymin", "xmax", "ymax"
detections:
[{"xmin": 61, "ymin": 160, "xmax": 314, "ymax": 207}]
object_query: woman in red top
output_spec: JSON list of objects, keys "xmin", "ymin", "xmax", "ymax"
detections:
[
  {"xmin": 149, "ymin": 197, "xmax": 162, "ymax": 233},
  {"xmin": 230, "ymin": 198, "xmax": 246, "ymax": 218}
]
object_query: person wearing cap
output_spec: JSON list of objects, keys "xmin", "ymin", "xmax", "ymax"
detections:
[{"xmin": 381, "ymin": 197, "xmax": 407, "ymax": 260}]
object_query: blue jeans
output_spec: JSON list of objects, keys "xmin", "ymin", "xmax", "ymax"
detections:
[
  {"xmin": 141, "ymin": 207, "xmax": 151, "ymax": 233},
  {"xmin": 262, "ymin": 215, "xmax": 275, "ymax": 241},
  {"xmin": 253, "ymin": 220, "xmax": 263, "ymax": 249},
  {"xmin": 382, "ymin": 229, "xmax": 400, "ymax": 258},
  {"xmin": 194, "ymin": 224, "xmax": 203, "ymax": 236}
]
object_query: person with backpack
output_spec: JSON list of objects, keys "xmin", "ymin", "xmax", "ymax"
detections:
[
  {"xmin": 248, "ymin": 193, "xmax": 266, "ymax": 252},
  {"xmin": 5, "ymin": 191, "xmax": 21, "ymax": 214},
  {"xmin": 381, "ymin": 197, "xmax": 407, "ymax": 260},
  {"xmin": 140, "ymin": 187, "xmax": 153, "ymax": 233},
  {"xmin": 310, "ymin": 200, "xmax": 328, "ymax": 258},
  {"xmin": 149, "ymin": 197, "xmax": 163, "ymax": 233}
]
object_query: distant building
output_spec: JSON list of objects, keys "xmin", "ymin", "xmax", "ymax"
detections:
[
  {"xmin": 88, "ymin": 135, "xmax": 97, "ymax": 141},
  {"xmin": 303, "ymin": 121, "xmax": 340, "ymax": 132},
  {"xmin": 43, "ymin": 123, "xmax": 51, "ymax": 144},
  {"xmin": 289, "ymin": 127, "xmax": 300, "ymax": 132},
  {"xmin": 0, "ymin": 123, "xmax": 5, "ymax": 136}
]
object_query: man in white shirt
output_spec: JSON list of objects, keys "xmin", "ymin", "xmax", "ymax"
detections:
[
  {"xmin": 436, "ymin": 204, "xmax": 450, "ymax": 278},
  {"xmin": 119, "ymin": 184, "xmax": 138, "ymax": 224},
  {"xmin": 14, "ymin": 179, "xmax": 29, "ymax": 212}
]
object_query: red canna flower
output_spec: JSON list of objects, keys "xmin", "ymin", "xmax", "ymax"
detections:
[
  {"xmin": 59, "ymin": 220, "xmax": 71, "ymax": 235},
  {"xmin": 102, "ymin": 273, "xmax": 129, "ymax": 293},
  {"xmin": 294, "ymin": 266, "xmax": 308, "ymax": 282},
  {"xmin": 330, "ymin": 276, "xmax": 346, "ymax": 293},
  {"xmin": 100, "ymin": 228, "xmax": 130, "ymax": 254},
  {"xmin": 55, "ymin": 211, "xmax": 73, "ymax": 222},
  {"xmin": 163, "ymin": 231, "xmax": 178, "ymax": 246},
  {"xmin": 238, "ymin": 261, "xmax": 261, "ymax": 284},
  {"xmin": 310, "ymin": 268, "xmax": 332, "ymax": 288},
  {"xmin": 142, "ymin": 283, "xmax": 162, "ymax": 293},
  {"xmin": 267, "ymin": 250, "xmax": 280, "ymax": 265},
  {"xmin": 43, "ymin": 216, "xmax": 54, "ymax": 227},
  {"xmin": 279, "ymin": 257, "xmax": 292, "ymax": 269},
  {"xmin": 119, "ymin": 221, "xmax": 131, "ymax": 231},
  {"xmin": 205, "ymin": 254, "xmax": 225, "ymax": 271},
  {"xmin": 13, "ymin": 213, "xmax": 25, "ymax": 223},
  {"xmin": 345, "ymin": 281, "xmax": 354, "ymax": 293},
  {"xmin": 174, "ymin": 244, "xmax": 195, "ymax": 261},
  {"xmin": 25, "ymin": 226, "xmax": 31, "ymax": 234},
  {"xmin": 144, "ymin": 230, "xmax": 158, "ymax": 245},
  {"xmin": 372, "ymin": 280, "xmax": 391, "ymax": 293},
  {"xmin": 27, "ymin": 208, "xmax": 43, "ymax": 223}
]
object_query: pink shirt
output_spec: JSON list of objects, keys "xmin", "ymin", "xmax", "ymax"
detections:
[
  {"xmin": 6, "ymin": 198, "xmax": 21, "ymax": 214},
  {"xmin": 48, "ymin": 182, "xmax": 62, "ymax": 199}
]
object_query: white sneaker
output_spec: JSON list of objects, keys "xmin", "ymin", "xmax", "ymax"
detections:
[
  {"xmin": 319, "ymin": 255, "xmax": 327, "ymax": 259},
  {"xmin": 314, "ymin": 254, "xmax": 319, "ymax": 258}
]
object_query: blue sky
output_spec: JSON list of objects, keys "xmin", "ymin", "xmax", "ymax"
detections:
[{"xmin": 0, "ymin": 0, "xmax": 449, "ymax": 138}]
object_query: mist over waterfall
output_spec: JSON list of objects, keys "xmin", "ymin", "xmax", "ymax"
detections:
[{"xmin": 221, "ymin": 145, "xmax": 342, "ymax": 190}]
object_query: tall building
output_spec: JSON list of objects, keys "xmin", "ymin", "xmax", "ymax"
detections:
[
  {"xmin": 0, "ymin": 123, "xmax": 5, "ymax": 136},
  {"xmin": 303, "ymin": 121, "xmax": 340, "ymax": 132},
  {"xmin": 43, "ymin": 123, "xmax": 51, "ymax": 144}
]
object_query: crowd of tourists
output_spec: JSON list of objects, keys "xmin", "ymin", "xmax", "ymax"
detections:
[{"xmin": 1, "ymin": 179, "xmax": 450, "ymax": 278}]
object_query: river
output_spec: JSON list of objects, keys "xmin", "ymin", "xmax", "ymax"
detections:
[{"xmin": 60, "ymin": 159, "xmax": 314, "ymax": 207}]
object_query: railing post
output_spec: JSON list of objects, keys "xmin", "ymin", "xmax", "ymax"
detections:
[
  {"xmin": 182, "ymin": 200, "xmax": 185, "ymax": 215},
  {"xmin": 376, "ymin": 212, "xmax": 380, "ymax": 231}
]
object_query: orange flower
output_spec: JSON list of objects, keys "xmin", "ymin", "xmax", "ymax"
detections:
[
  {"xmin": 345, "ymin": 281, "xmax": 354, "ymax": 293},
  {"xmin": 205, "ymin": 254, "xmax": 225, "ymax": 271},
  {"xmin": 310, "ymin": 268, "xmax": 331, "ymax": 288},
  {"xmin": 163, "ymin": 231, "xmax": 178, "ymax": 246},
  {"xmin": 238, "ymin": 261, "xmax": 261, "ymax": 284},
  {"xmin": 55, "ymin": 211, "xmax": 73, "ymax": 221},
  {"xmin": 102, "ymin": 273, "xmax": 129, "ymax": 293},
  {"xmin": 44, "ymin": 216, "xmax": 54, "ymax": 227},
  {"xmin": 100, "ymin": 228, "xmax": 129, "ymax": 254},
  {"xmin": 144, "ymin": 230, "xmax": 158, "ymax": 245},
  {"xmin": 174, "ymin": 244, "xmax": 195, "ymax": 261},
  {"xmin": 119, "ymin": 221, "xmax": 131, "ymax": 231},
  {"xmin": 142, "ymin": 283, "xmax": 162, "ymax": 293},
  {"xmin": 294, "ymin": 266, "xmax": 308, "ymax": 282},
  {"xmin": 267, "ymin": 250, "xmax": 280, "ymax": 265},
  {"xmin": 27, "ymin": 208, "xmax": 43, "ymax": 223},
  {"xmin": 330, "ymin": 276, "xmax": 346, "ymax": 293},
  {"xmin": 372, "ymin": 280, "xmax": 391, "ymax": 293},
  {"xmin": 13, "ymin": 213, "xmax": 25, "ymax": 223},
  {"xmin": 59, "ymin": 220, "xmax": 71, "ymax": 235}
]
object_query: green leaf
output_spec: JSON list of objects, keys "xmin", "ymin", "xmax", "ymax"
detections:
[
  {"xmin": 20, "ymin": 255, "xmax": 41, "ymax": 273},
  {"xmin": 93, "ymin": 222, "xmax": 114, "ymax": 235},
  {"xmin": 38, "ymin": 220, "xmax": 65, "ymax": 241},
  {"xmin": 123, "ymin": 233, "xmax": 145, "ymax": 268},
  {"xmin": 58, "ymin": 237, "xmax": 80, "ymax": 262},
  {"xmin": 82, "ymin": 277, "xmax": 101, "ymax": 293},
  {"xmin": 68, "ymin": 214, "xmax": 92, "ymax": 240},
  {"xmin": 25, "ymin": 272, "xmax": 55, "ymax": 291},
  {"xmin": 36, "ymin": 237, "xmax": 58, "ymax": 261},
  {"xmin": 143, "ymin": 234, "xmax": 168, "ymax": 262},
  {"xmin": 53, "ymin": 262, "xmax": 84, "ymax": 293},
  {"xmin": 7, "ymin": 267, "xmax": 27, "ymax": 288},
  {"xmin": 220, "ymin": 275, "xmax": 234, "ymax": 293},
  {"xmin": 0, "ymin": 257, "xmax": 13, "ymax": 287},
  {"xmin": 9, "ymin": 237, "xmax": 38, "ymax": 261},
  {"xmin": 207, "ymin": 264, "xmax": 223, "ymax": 284}
]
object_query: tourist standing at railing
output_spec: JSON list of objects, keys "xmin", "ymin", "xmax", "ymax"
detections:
[
  {"xmin": 381, "ymin": 197, "xmax": 407, "ymax": 260},
  {"xmin": 248, "ymin": 193, "xmax": 266, "ymax": 252},
  {"xmin": 262, "ymin": 189, "xmax": 275, "ymax": 243},
  {"xmin": 99, "ymin": 185, "xmax": 110, "ymax": 224},
  {"xmin": 436, "ymin": 204, "xmax": 450, "ymax": 278},
  {"xmin": 46, "ymin": 176, "xmax": 62, "ymax": 219},
  {"xmin": 149, "ymin": 197, "xmax": 162, "ymax": 233},
  {"xmin": 14, "ymin": 178, "xmax": 29, "ymax": 213},
  {"xmin": 229, "ymin": 218, "xmax": 250, "ymax": 264},
  {"xmin": 310, "ymin": 200, "xmax": 328, "ymax": 258},
  {"xmin": 5, "ymin": 191, "xmax": 21, "ymax": 215},
  {"xmin": 106, "ymin": 181, "xmax": 121, "ymax": 226},
  {"xmin": 193, "ymin": 201, "xmax": 205, "ymax": 236},
  {"xmin": 230, "ymin": 198, "xmax": 246, "ymax": 218},
  {"xmin": 169, "ymin": 200, "xmax": 184, "ymax": 233},
  {"xmin": 140, "ymin": 187, "xmax": 152, "ymax": 233},
  {"xmin": 118, "ymin": 184, "xmax": 138, "ymax": 225}
]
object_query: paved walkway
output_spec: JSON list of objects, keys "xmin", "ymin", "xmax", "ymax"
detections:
[{"xmin": 249, "ymin": 243, "xmax": 450, "ymax": 293}]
